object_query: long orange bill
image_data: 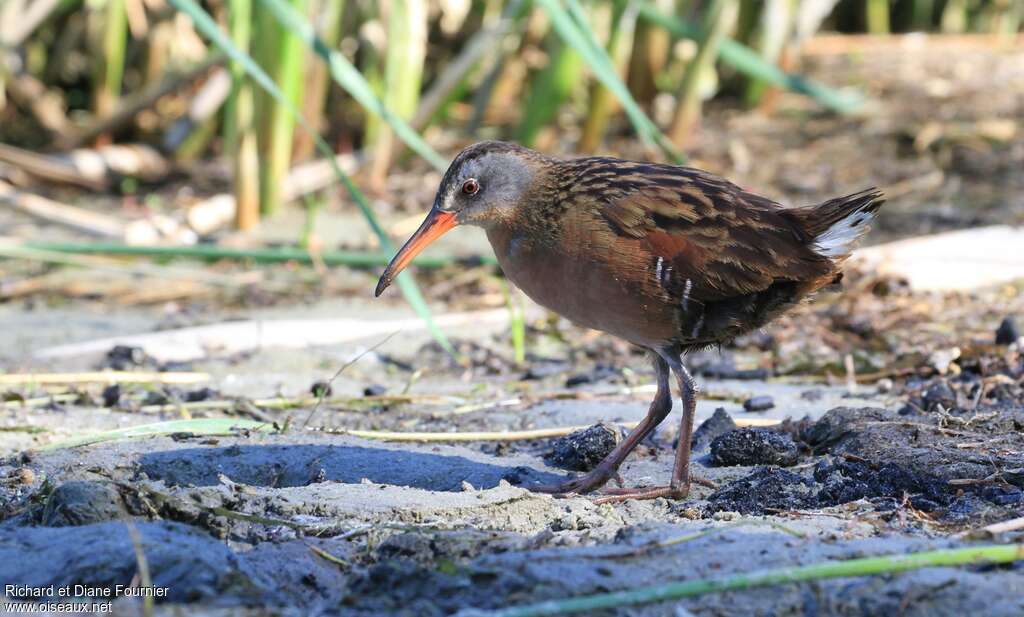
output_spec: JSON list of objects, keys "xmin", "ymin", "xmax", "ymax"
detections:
[{"xmin": 375, "ymin": 208, "xmax": 457, "ymax": 297}]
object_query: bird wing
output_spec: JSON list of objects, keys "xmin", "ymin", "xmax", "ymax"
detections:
[{"xmin": 565, "ymin": 159, "xmax": 833, "ymax": 304}]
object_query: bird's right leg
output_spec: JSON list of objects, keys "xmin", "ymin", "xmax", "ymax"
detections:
[{"xmin": 531, "ymin": 354, "xmax": 672, "ymax": 495}]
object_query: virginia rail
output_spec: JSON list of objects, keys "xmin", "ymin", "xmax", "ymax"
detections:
[{"xmin": 376, "ymin": 141, "xmax": 884, "ymax": 501}]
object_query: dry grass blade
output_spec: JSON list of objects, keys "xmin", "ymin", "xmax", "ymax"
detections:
[
  {"xmin": 321, "ymin": 417, "xmax": 780, "ymax": 443},
  {"xmin": 303, "ymin": 332, "xmax": 399, "ymax": 427},
  {"xmin": 42, "ymin": 418, "xmax": 276, "ymax": 450},
  {"xmin": 0, "ymin": 371, "xmax": 210, "ymax": 385}
]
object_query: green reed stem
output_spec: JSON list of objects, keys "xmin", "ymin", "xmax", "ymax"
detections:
[{"xmin": 482, "ymin": 544, "xmax": 1024, "ymax": 617}]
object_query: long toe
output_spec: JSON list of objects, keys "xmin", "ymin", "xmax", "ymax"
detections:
[
  {"xmin": 592, "ymin": 485, "xmax": 690, "ymax": 504},
  {"xmin": 528, "ymin": 470, "xmax": 613, "ymax": 496}
]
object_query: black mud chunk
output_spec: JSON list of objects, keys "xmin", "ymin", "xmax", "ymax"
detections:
[
  {"xmin": 185, "ymin": 387, "xmax": 218, "ymax": 402},
  {"xmin": 103, "ymin": 345, "xmax": 149, "ymax": 370},
  {"xmin": 922, "ymin": 380, "xmax": 957, "ymax": 411},
  {"xmin": 310, "ymin": 380, "xmax": 332, "ymax": 397},
  {"xmin": 101, "ymin": 384, "xmax": 121, "ymax": 407},
  {"xmin": 691, "ymin": 407, "xmax": 736, "ymax": 452},
  {"xmin": 996, "ymin": 316, "xmax": 1019, "ymax": 345},
  {"xmin": 981, "ymin": 485, "xmax": 1024, "ymax": 506},
  {"xmin": 813, "ymin": 457, "xmax": 951, "ymax": 510},
  {"xmin": 700, "ymin": 361, "xmax": 769, "ymax": 380},
  {"xmin": 0, "ymin": 521, "xmax": 256, "ymax": 604},
  {"xmin": 363, "ymin": 384, "xmax": 387, "ymax": 396},
  {"xmin": 522, "ymin": 360, "xmax": 569, "ymax": 380},
  {"xmin": 801, "ymin": 407, "xmax": 893, "ymax": 453},
  {"xmin": 706, "ymin": 467, "xmax": 816, "ymax": 514},
  {"xmin": 142, "ymin": 389, "xmax": 172, "ymax": 406},
  {"xmin": 375, "ymin": 529, "xmax": 522, "ymax": 566},
  {"xmin": 564, "ymin": 364, "xmax": 619, "ymax": 387},
  {"xmin": 545, "ymin": 424, "xmax": 619, "ymax": 471},
  {"xmin": 42, "ymin": 480, "xmax": 124, "ymax": 526},
  {"xmin": 709, "ymin": 428, "xmax": 799, "ymax": 467},
  {"xmin": 743, "ymin": 396, "xmax": 775, "ymax": 412}
]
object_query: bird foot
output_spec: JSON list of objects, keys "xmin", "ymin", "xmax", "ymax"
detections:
[
  {"xmin": 592, "ymin": 486, "xmax": 686, "ymax": 504},
  {"xmin": 589, "ymin": 475, "xmax": 717, "ymax": 505},
  {"xmin": 530, "ymin": 472, "xmax": 715, "ymax": 501},
  {"xmin": 528, "ymin": 468, "xmax": 614, "ymax": 497}
]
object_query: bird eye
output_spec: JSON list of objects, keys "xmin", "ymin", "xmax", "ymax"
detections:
[{"xmin": 462, "ymin": 179, "xmax": 479, "ymax": 195}]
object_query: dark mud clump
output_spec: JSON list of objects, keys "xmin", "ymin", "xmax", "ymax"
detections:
[
  {"xmin": 995, "ymin": 316, "xmax": 1019, "ymax": 345},
  {"xmin": 102, "ymin": 345, "xmax": 152, "ymax": 370},
  {"xmin": 813, "ymin": 457, "xmax": 951, "ymax": 511},
  {"xmin": 691, "ymin": 407, "xmax": 736, "ymax": 452},
  {"xmin": 708, "ymin": 405, "xmax": 1024, "ymax": 516},
  {"xmin": 42, "ymin": 480, "xmax": 124, "ymax": 526},
  {"xmin": 706, "ymin": 468, "xmax": 816, "ymax": 514},
  {"xmin": 709, "ymin": 428, "xmax": 799, "ymax": 467},
  {"xmin": 743, "ymin": 396, "xmax": 775, "ymax": 412},
  {"xmin": 545, "ymin": 424, "xmax": 619, "ymax": 471}
]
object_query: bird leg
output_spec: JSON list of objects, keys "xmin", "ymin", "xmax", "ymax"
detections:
[
  {"xmin": 530, "ymin": 355, "xmax": 672, "ymax": 496},
  {"xmin": 592, "ymin": 353, "xmax": 715, "ymax": 504}
]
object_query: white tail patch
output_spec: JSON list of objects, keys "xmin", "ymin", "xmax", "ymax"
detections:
[{"xmin": 814, "ymin": 209, "xmax": 876, "ymax": 258}]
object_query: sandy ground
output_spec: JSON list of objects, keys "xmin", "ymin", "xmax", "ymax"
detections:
[{"xmin": 1, "ymin": 283, "xmax": 1023, "ymax": 615}]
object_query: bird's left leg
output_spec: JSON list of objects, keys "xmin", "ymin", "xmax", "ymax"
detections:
[
  {"xmin": 531, "ymin": 353, "xmax": 673, "ymax": 496},
  {"xmin": 595, "ymin": 350, "xmax": 715, "ymax": 503}
]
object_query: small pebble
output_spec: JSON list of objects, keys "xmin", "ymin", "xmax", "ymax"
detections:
[
  {"xmin": 743, "ymin": 396, "xmax": 775, "ymax": 412},
  {"xmin": 522, "ymin": 361, "xmax": 568, "ymax": 380},
  {"xmin": 363, "ymin": 384, "xmax": 387, "ymax": 396},
  {"xmin": 700, "ymin": 362, "xmax": 769, "ymax": 380},
  {"xmin": 995, "ymin": 317, "xmax": 1019, "ymax": 345},
  {"xmin": 690, "ymin": 407, "xmax": 736, "ymax": 451},
  {"xmin": 922, "ymin": 380, "xmax": 956, "ymax": 411},
  {"xmin": 142, "ymin": 390, "xmax": 170, "ymax": 406},
  {"xmin": 564, "ymin": 364, "xmax": 618, "ymax": 388},
  {"xmin": 311, "ymin": 380, "xmax": 333, "ymax": 397},
  {"xmin": 103, "ymin": 345, "xmax": 148, "ymax": 370},
  {"xmin": 101, "ymin": 384, "xmax": 121, "ymax": 408},
  {"xmin": 184, "ymin": 387, "xmax": 218, "ymax": 402}
]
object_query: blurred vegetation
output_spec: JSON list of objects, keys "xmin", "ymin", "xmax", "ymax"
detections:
[
  {"xmin": 0, "ymin": 0, "xmax": 1020, "ymax": 356},
  {"xmin": 2, "ymin": 0, "xmax": 1020, "ymax": 225}
]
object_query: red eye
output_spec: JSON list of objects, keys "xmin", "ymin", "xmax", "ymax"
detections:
[{"xmin": 462, "ymin": 179, "xmax": 479, "ymax": 195}]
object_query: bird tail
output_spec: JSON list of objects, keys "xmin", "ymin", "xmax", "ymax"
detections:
[{"xmin": 792, "ymin": 188, "xmax": 885, "ymax": 259}]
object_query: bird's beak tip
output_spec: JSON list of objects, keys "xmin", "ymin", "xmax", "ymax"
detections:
[{"xmin": 373, "ymin": 209, "xmax": 457, "ymax": 300}]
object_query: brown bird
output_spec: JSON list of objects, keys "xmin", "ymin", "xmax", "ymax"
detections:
[{"xmin": 376, "ymin": 141, "xmax": 884, "ymax": 501}]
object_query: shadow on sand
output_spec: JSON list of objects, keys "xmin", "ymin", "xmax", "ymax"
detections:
[{"xmin": 138, "ymin": 443, "xmax": 563, "ymax": 491}]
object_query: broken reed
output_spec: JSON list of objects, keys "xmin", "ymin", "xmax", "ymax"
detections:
[
  {"xmin": 91, "ymin": 0, "xmax": 128, "ymax": 120},
  {"xmin": 225, "ymin": 0, "xmax": 260, "ymax": 230},
  {"xmin": 368, "ymin": 0, "xmax": 427, "ymax": 188},
  {"xmin": 254, "ymin": 0, "xmax": 306, "ymax": 215}
]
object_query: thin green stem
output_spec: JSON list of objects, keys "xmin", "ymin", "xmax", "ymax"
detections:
[
  {"xmin": 482, "ymin": 544, "xmax": 1024, "ymax": 616},
  {"xmin": 17, "ymin": 241, "xmax": 496, "ymax": 268}
]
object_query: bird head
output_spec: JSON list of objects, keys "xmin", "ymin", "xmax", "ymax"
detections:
[{"xmin": 375, "ymin": 141, "xmax": 544, "ymax": 296}]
